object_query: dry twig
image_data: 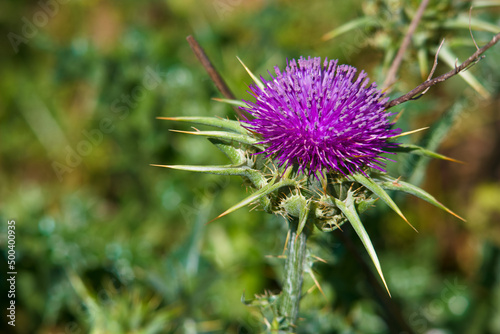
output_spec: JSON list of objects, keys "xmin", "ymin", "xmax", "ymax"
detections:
[
  {"xmin": 383, "ymin": 0, "xmax": 430, "ymax": 89},
  {"xmin": 419, "ymin": 38, "xmax": 445, "ymax": 96},
  {"xmin": 186, "ymin": 35, "xmax": 245, "ymax": 118},
  {"xmin": 386, "ymin": 32, "xmax": 500, "ymax": 109}
]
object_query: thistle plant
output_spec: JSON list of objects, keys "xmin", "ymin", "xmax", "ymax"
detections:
[{"xmin": 153, "ymin": 32, "xmax": 499, "ymax": 333}]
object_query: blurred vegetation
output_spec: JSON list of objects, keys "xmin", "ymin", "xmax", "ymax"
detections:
[{"xmin": 0, "ymin": 0, "xmax": 499, "ymax": 333}]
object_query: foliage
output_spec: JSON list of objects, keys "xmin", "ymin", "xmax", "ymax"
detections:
[{"xmin": 0, "ymin": 0, "xmax": 499, "ymax": 333}]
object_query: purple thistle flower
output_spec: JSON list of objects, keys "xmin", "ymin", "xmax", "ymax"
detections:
[{"xmin": 240, "ymin": 57, "xmax": 400, "ymax": 176}]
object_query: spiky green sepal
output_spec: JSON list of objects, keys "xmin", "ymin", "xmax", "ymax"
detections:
[
  {"xmin": 334, "ymin": 191, "xmax": 390, "ymax": 295},
  {"xmin": 155, "ymin": 116, "xmax": 465, "ymax": 294}
]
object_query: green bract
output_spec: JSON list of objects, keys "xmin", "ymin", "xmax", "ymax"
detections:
[{"xmin": 153, "ymin": 114, "xmax": 464, "ymax": 293}]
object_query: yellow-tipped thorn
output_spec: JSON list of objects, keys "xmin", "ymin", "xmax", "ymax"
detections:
[
  {"xmin": 237, "ymin": 56, "xmax": 265, "ymax": 91},
  {"xmin": 311, "ymin": 254, "xmax": 328, "ymax": 264},
  {"xmin": 168, "ymin": 129, "xmax": 199, "ymax": 134},
  {"xmin": 283, "ymin": 230, "xmax": 291, "ymax": 256},
  {"xmin": 308, "ymin": 271, "xmax": 326, "ymax": 299},
  {"xmin": 393, "ymin": 127, "xmax": 429, "ymax": 138},
  {"xmin": 393, "ymin": 108, "xmax": 405, "ymax": 123},
  {"xmin": 150, "ymin": 164, "xmax": 173, "ymax": 168},
  {"xmin": 401, "ymin": 214, "xmax": 419, "ymax": 233},
  {"xmin": 443, "ymin": 207, "xmax": 467, "ymax": 222},
  {"xmin": 442, "ymin": 156, "xmax": 465, "ymax": 164}
]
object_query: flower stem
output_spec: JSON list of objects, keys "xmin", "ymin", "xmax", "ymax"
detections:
[{"xmin": 280, "ymin": 217, "xmax": 310, "ymax": 332}]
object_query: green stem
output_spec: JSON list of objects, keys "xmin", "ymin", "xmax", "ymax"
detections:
[{"xmin": 280, "ymin": 218, "xmax": 309, "ymax": 332}]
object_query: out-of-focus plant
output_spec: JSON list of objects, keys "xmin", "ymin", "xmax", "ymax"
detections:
[{"xmin": 323, "ymin": 0, "xmax": 500, "ymax": 94}]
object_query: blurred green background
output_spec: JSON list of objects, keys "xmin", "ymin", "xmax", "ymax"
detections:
[{"xmin": 1, "ymin": 0, "xmax": 499, "ymax": 333}]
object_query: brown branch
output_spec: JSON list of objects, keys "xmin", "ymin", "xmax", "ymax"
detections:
[
  {"xmin": 186, "ymin": 35, "xmax": 245, "ymax": 118},
  {"xmin": 382, "ymin": 0, "xmax": 430, "ymax": 90},
  {"xmin": 419, "ymin": 38, "xmax": 445, "ymax": 96},
  {"xmin": 386, "ymin": 32, "xmax": 500, "ymax": 109},
  {"xmin": 469, "ymin": 7, "xmax": 480, "ymax": 52}
]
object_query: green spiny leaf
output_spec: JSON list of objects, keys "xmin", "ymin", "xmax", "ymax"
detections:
[
  {"xmin": 356, "ymin": 196, "xmax": 378, "ymax": 214},
  {"xmin": 150, "ymin": 163, "xmax": 258, "ymax": 178},
  {"xmin": 151, "ymin": 163, "xmax": 270, "ymax": 203},
  {"xmin": 387, "ymin": 143, "xmax": 463, "ymax": 163},
  {"xmin": 296, "ymin": 199, "xmax": 311, "ymax": 238},
  {"xmin": 158, "ymin": 116, "xmax": 247, "ymax": 134},
  {"xmin": 333, "ymin": 193, "xmax": 390, "ymax": 296},
  {"xmin": 402, "ymin": 99, "xmax": 467, "ymax": 186},
  {"xmin": 208, "ymin": 139, "xmax": 247, "ymax": 165},
  {"xmin": 352, "ymin": 173, "xmax": 416, "ymax": 232},
  {"xmin": 209, "ymin": 179, "xmax": 297, "ymax": 223},
  {"xmin": 211, "ymin": 97, "xmax": 247, "ymax": 108},
  {"xmin": 237, "ymin": 56, "xmax": 265, "ymax": 91},
  {"xmin": 170, "ymin": 130, "xmax": 261, "ymax": 147},
  {"xmin": 378, "ymin": 176, "xmax": 465, "ymax": 221}
]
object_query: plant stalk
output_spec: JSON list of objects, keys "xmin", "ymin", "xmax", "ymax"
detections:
[{"xmin": 280, "ymin": 217, "xmax": 310, "ymax": 332}]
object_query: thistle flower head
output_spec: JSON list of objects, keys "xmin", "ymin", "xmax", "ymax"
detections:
[
  {"xmin": 157, "ymin": 55, "xmax": 466, "ymax": 304},
  {"xmin": 241, "ymin": 57, "xmax": 400, "ymax": 176}
]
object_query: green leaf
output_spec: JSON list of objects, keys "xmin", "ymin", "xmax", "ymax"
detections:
[
  {"xmin": 472, "ymin": 1, "xmax": 500, "ymax": 8},
  {"xmin": 417, "ymin": 47, "xmax": 429, "ymax": 80},
  {"xmin": 208, "ymin": 139, "xmax": 247, "ymax": 165},
  {"xmin": 378, "ymin": 176, "xmax": 465, "ymax": 221},
  {"xmin": 170, "ymin": 129, "xmax": 261, "ymax": 147},
  {"xmin": 211, "ymin": 97, "xmax": 247, "ymax": 108},
  {"xmin": 151, "ymin": 163, "xmax": 250, "ymax": 175},
  {"xmin": 399, "ymin": 100, "xmax": 467, "ymax": 186},
  {"xmin": 352, "ymin": 173, "xmax": 416, "ymax": 232},
  {"xmin": 333, "ymin": 193, "xmax": 390, "ymax": 296},
  {"xmin": 237, "ymin": 56, "xmax": 265, "ymax": 91},
  {"xmin": 296, "ymin": 199, "xmax": 311, "ymax": 237},
  {"xmin": 443, "ymin": 16, "xmax": 500, "ymax": 34},
  {"xmin": 356, "ymin": 196, "xmax": 378, "ymax": 214},
  {"xmin": 210, "ymin": 179, "xmax": 297, "ymax": 222},
  {"xmin": 150, "ymin": 164, "xmax": 267, "ymax": 189},
  {"xmin": 438, "ymin": 45, "xmax": 490, "ymax": 99},
  {"xmin": 322, "ymin": 16, "xmax": 380, "ymax": 41},
  {"xmin": 387, "ymin": 143, "xmax": 463, "ymax": 163},
  {"xmin": 158, "ymin": 116, "xmax": 247, "ymax": 134}
]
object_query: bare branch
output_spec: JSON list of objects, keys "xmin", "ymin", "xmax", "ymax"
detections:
[
  {"xmin": 419, "ymin": 38, "xmax": 445, "ymax": 96},
  {"xmin": 469, "ymin": 7, "xmax": 480, "ymax": 52},
  {"xmin": 428, "ymin": 39, "xmax": 445, "ymax": 81},
  {"xmin": 186, "ymin": 35, "xmax": 245, "ymax": 118},
  {"xmin": 385, "ymin": 32, "xmax": 500, "ymax": 109},
  {"xmin": 382, "ymin": 0, "xmax": 430, "ymax": 89}
]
